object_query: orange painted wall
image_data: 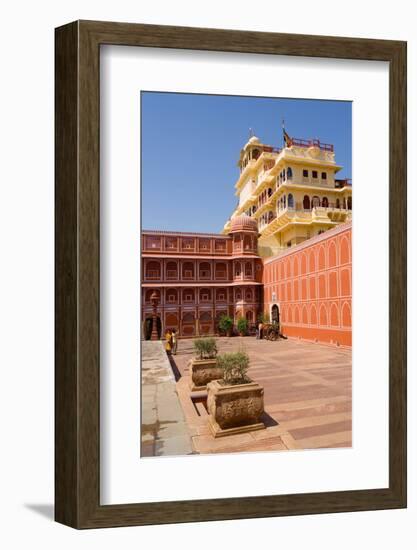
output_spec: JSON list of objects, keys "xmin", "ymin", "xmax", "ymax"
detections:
[{"xmin": 263, "ymin": 222, "xmax": 352, "ymax": 347}]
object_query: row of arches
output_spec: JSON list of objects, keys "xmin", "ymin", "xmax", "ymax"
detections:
[
  {"xmin": 280, "ymin": 301, "xmax": 352, "ymax": 328},
  {"xmin": 257, "ymin": 193, "xmax": 352, "ymax": 228},
  {"xmin": 232, "ymin": 233, "xmax": 257, "ymax": 252},
  {"xmin": 144, "ymin": 307, "xmax": 258, "ymax": 339},
  {"xmin": 266, "ymin": 268, "xmax": 351, "ymax": 302},
  {"xmin": 265, "ymin": 235, "xmax": 351, "ymax": 282},
  {"xmin": 302, "ymin": 195, "xmax": 352, "ymax": 210},
  {"xmin": 234, "ymin": 261, "xmax": 254, "ymax": 278},
  {"xmin": 257, "ymin": 166, "xmax": 294, "ymax": 209},
  {"xmin": 144, "ymin": 287, "xmax": 257, "ymax": 305},
  {"xmin": 144, "ymin": 260, "xmax": 229, "ymax": 281}
]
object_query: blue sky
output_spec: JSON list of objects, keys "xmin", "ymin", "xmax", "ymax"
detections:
[{"xmin": 141, "ymin": 92, "xmax": 352, "ymax": 233}]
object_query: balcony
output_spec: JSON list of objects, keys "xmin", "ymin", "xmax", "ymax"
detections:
[
  {"xmin": 335, "ymin": 178, "xmax": 352, "ymax": 189},
  {"xmin": 144, "ymin": 270, "xmax": 161, "ymax": 280}
]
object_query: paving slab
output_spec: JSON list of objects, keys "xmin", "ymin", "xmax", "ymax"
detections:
[
  {"xmin": 141, "ymin": 341, "xmax": 194, "ymax": 457},
  {"xmin": 171, "ymin": 336, "xmax": 351, "ymax": 455}
]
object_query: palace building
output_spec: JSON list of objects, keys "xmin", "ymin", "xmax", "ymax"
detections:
[
  {"xmin": 141, "ymin": 215, "xmax": 263, "ymax": 339},
  {"xmin": 223, "ymin": 132, "xmax": 352, "ymax": 257},
  {"xmin": 142, "ymin": 128, "xmax": 352, "ymax": 346}
]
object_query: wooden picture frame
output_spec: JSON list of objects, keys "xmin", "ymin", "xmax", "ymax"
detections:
[{"xmin": 55, "ymin": 20, "xmax": 407, "ymax": 528}]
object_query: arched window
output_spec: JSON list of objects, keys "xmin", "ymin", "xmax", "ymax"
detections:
[
  {"xmin": 146, "ymin": 261, "xmax": 160, "ymax": 279},
  {"xmin": 199, "ymin": 288, "xmax": 212, "ymax": 302},
  {"xmin": 286, "ymin": 167, "xmax": 293, "ymax": 180},
  {"xmin": 336, "ymin": 198, "xmax": 340, "ymax": 209},
  {"xmin": 271, "ymin": 304, "xmax": 279, "ymax": 324},
  {"xmin": 183, "ymin": 289, "xmax": 195, "ymax": 303},
  {"xmin": 267, "ymin": 187, "xmax": 273, "ymax": 197},
  {"xmin": 312, "ymin": 195, "xmax": 320, "ymax": 208},
  {"xmin": 183, "ymin": 312, "xmax": 195, "ymax": 323},
  {"xmin": 235, "ymin": 262, "xmax": 241, "ymax": 277},
  {"xmin": 283, "ymin": 195, "xmax": 286, "ymax": 208},
  {"xmin": 199, "ymin": 262, "xmax": 211, "ymax": 279},
  {"xmin": 303, "ymin": 195, "xmax": 310, "ymax": 210},
  {"xmin": 347, "ymin": 196, "xmax": 352, "ymax": 210},
  {"xmin": 245, "ymin": 262, "xmax": 252, "ymax": 276},
  {"xmin": 166, "ymin": 289, "xmax": 178, "ymax": 303},
  {"xmin": 322, "ymin": 197, "xmax": 329, "ymax": 207},
  {"xmin": 288, "ymin": 194, "xmax": 294, "ymax": 208},
  {"xmin": 166, "ymin": 261, "xmax": 177, "ymax": 279},
  {"xmin": 182, "ymin": 261, "xmax": 194, "ymax": 279},
  {"xmin": 200, "ymin": 311, "xmax": 212, "ymax": 321}
]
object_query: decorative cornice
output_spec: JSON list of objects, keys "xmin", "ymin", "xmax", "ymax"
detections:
[{"xmin": 142, "ymin": 230, "xmax": 230, "ymax": 238}]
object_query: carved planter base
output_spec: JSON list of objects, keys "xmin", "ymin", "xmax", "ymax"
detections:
[
  {"xmin": 188, "ymin": 358, "xmax": 223, "ymax": 391},
  {"xmin": 207, "ymin": 379, "xmax": 265, "ymax": 438}
]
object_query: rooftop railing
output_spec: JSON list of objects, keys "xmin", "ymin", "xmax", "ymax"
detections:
[
  {"xmin": 335, "ymin": 178, "xmax": 352, "ymax": 188},
  {"xmin": 289, "ymin": 137, "xmax": 334, "ymax": 152}
]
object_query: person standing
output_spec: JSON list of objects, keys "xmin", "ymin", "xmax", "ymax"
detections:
[
  {"xmin": 258, "ymin": 321, "xmax": 263, "ymax": 340},
  {"xmin": 165, "ymin": 329, "xmax": 172, "ymax": 354},
  {"xmin": 171, "ymin": 328, "xmax": 178, "ymax": 355}
]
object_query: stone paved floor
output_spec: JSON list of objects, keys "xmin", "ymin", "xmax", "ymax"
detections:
[
  {"xmin": 171, "ymin": 336, "xmax": 352, "ymax": 455},
  {"xmin": 141, "ymin": 341, "xmax": 194, "ymax": 457}
]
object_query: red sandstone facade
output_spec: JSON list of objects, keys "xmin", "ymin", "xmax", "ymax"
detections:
[
  {"xmin": 141, "ymin": 216, "xmax": 352, "ymax": 347},
  {"xmin": 141, "ymin": 216, "xmax": 263, "ymax": 338},
  {"xmin": 263, "ymin": 221, "xmax": 352, "ymax": 346}
]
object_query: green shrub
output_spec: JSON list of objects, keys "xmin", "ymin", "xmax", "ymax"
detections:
[
  {"xmin": 237, "ymin": 317, "xmax": 248, "ymax": 335},
  {"xmin": 217, "ymin": 350, "xmax": 250, "ymax": 385},
  {"xmin": 218, "ymin": 315, "xmax": 233, "ymax": 335},
  {"xmin": 193, "ymin": 337, "xmax": 218, "ymax": 359}
]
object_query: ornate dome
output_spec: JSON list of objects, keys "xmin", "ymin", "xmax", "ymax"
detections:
[
  {"xmin": 229, "ymin": 214, "xmax": 258, "ymax": 233},
  {"xmin": 248, "ymin": 135, "xmax": 260, "ymax": 144}
]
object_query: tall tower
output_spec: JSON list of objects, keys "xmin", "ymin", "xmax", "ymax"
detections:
[
  {"xmin": 223, "ymin": 131, "xmax": 352, "ymax": 257},
  {"xmin": 229, "ymin": 214, "xmax": 262, "ymax": 324}
]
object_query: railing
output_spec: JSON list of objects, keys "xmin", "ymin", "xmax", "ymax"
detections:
[
  {"xmin": 145, "ymin": 271, "xmax": 160, "ymax": 279},
  {"xmin": 290, "ymin": 137, "xmax": 334, "ymax": 152},
  {"xmin": 262, "ymin": 145, "xmax": 281, "ymax": 154},
  {"xmin": 335, "ymin": 178, "xmax": 352, "ymax": 188}
]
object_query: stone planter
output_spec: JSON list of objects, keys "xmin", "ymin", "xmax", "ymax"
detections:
[
  {"xmin": 207, "ymin": 379, "xmax": 265, "ymax": 437},
  {"xmin": 188, "ymin": 358, "xmax": 223, "ymax": 391}
]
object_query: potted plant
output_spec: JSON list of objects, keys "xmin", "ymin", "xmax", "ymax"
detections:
[
  {"xmin": 207, "ymin": 350, "xmax": 265, "ymax": 437},
  {"xmin": 218, "ymin": 314, "xmax": 233, "ymax": 337},
  {"xmin": 236, "ymin": 316, "xmax": 248, "ymax": 336},
  {"xmin": 188, "ymin": 337, "xmax": 223, "ymax": 391}
]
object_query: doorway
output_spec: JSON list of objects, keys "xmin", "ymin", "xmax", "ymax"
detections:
[
  {"xmin": 144, "ymin": 316, "xmax": 162, "ymax": 340},
  {"xmin": 271, "ymin": 304, "xmax": 280, "ymax": 325}
]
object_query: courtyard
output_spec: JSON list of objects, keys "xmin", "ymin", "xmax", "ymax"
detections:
[{"xmin": 141, "ymin": 336, "xmax": 352, "ymax": 456}]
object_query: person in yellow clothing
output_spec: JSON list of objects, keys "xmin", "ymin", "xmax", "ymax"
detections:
[
  {"xmin": 171, "ymin": 329, "xmax": 178, "ymax": 355},
  {"xmin": 165, "ymin": 329, "xmax": 172, "ymax": 354}
]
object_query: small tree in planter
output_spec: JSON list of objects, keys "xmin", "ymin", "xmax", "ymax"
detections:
[
  {"xmin": 236, "ymin": 317, "xmax": 248, "ymax": 336},
  {"xmin": 218, "ymin": 314, "xmax": 233, "ymax": 337},
  {"xmin": 193, "ymin": 337, "xmax": 218, "ymax": 359},
  {"xmin": 207, "ymin": 349, "xmax": 265, "ymax": 437},
  {"xmin": 188, "ymin": 337, "xmax": 223, "ymax": 391}
]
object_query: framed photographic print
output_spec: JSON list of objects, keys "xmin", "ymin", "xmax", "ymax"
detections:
[{"xmin": 55, "ymin": 20, "xmax": 407, "ymax": 528}]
